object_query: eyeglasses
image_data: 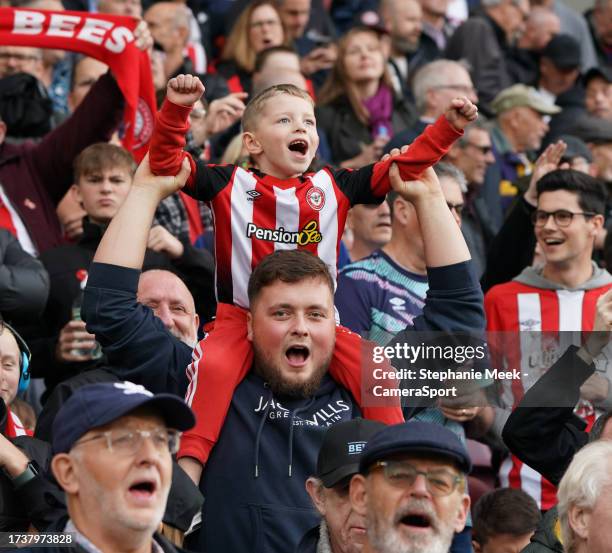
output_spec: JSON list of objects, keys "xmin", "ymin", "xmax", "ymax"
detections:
[
  {"xmin": 72, "ymin": 428, "xmax": 180, "ymax": 455},
  {"xmin": 370, "ymin": 460, "xmax": 464, "ymax": 497},
  {"xmin": 531, "ymin": 209, "xmax": 597, "ymax": 227},
  {"xmin": 465, "ymin": 142, "xmax": 493, "ymax": 156},
  {"xmin": 431, "ymin": 84, "xmax": 477, "ymax": 96},
  {"xmin": 447, "ymin": 202, "xmax": 464, "ymax": 216}
]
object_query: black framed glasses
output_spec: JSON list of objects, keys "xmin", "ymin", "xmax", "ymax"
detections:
[
  {"xmin": 465, "ymin": 142, "xmax": 492, "ymax": 155},
  {"xmin": 531, "ymin": 209, "xmax": 596, "ymax": 228},
  {"xmin": 72, "ymin": 428, "xmax": 181, "ymax": 455},
  {"xmin": 369, "ymin": 460, "xmax": 464, "ymax": 497}
]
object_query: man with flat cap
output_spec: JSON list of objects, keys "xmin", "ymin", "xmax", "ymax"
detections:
[
  {"xmin": 489, "ymin": 84, "xmax": 561, "ymax": 212},
  {"xmin": 20, "ymin": 380, "xmax": 195, "ymax": 553},
  {"xmin": 299, "ymin": 418, "xmax": 385, "ymax": 553},
  {"xmin": 349, "ymin": 421, "xmax": 471, "ymax": 553}
]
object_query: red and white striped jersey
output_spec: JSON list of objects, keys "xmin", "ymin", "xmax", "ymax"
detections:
[
  {"xmin": 185, "ymin": 163, "xmax": 403, "ymax": 308},
  {"xmin": 150, "ymin": 100, "xmax": 462, "ymax": 308},
  {"xmin": 485, "ymin": 278, "xmax": 612, "ymax": 510}
]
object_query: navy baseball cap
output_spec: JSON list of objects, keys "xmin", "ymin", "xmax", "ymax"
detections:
[
  {"xmin": 358, "ymin": 421, "xmax": 472, "ymax": 474},
  {"xmin": 316, "ymin": 418, "xmax": 386, "ymax": 487},
  {"xmin": 52, "ymin": 381, "xmax": 196, "ymax": 454}
]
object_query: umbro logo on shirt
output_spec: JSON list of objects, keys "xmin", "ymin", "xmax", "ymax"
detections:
[{"xmin": 246, "ymin": 190, "xmax": 262, "ymax": 201}]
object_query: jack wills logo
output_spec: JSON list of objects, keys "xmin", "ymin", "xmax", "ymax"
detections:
[{"xmin": 254, "ymin": 397, "xmax": 351, "ymax": 426}]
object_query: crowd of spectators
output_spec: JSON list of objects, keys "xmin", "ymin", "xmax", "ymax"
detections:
[{"xmin": 1, "ymin": 0, "xmax": 612, "ymax": 551}]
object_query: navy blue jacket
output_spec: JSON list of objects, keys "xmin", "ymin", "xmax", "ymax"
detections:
[{"xmin": 82, "ymin": 259, "xmax": 483, "ymax": 553}]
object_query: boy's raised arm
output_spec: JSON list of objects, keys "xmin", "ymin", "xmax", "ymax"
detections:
[
  {"xmin": 370, "ymin": 97, "xmax": 478, "ymax": 196},
  {"xmin": 148, "ymin": 75, "xmax": 205, "ymax": 189}
]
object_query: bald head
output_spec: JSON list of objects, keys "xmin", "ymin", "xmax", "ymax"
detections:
[
  {"xmin": 381, "ymin": 0, "xmax": 422, "ymax": 55},
  {"xmin": 518, "ymin": 6, "xmax": 560, "ymax": 50},
  {"xmin": 137, "ymin": 270, "xmax": 199, "ymax": 347},
  {"xmin": 144, "ymin": 2, "xmax": 190, "ymax": 54}
]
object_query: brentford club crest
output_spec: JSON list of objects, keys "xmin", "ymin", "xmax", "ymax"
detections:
[
  {"xmin": 133, "ymin": 98, "xmax": 155, "ymax": 150},
  {"xmin": 306, "ymin": 186, "xmax": 325, "ymax": 211}
]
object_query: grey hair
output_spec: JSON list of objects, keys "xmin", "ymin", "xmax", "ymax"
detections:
[
  {"xmin": 412, "ymin": 60, "xmax": 471, "ymax": 115},
  {"xmin": 456, "ymin": 117, "xmax": 493, "ymax": 147},
  {"xmin": 434, "ymin": 162, "xmax": 468, "ymax": 193},
  {"xmin": 557, "ymin": 441, "xmax": 612, "ymax": 553}
]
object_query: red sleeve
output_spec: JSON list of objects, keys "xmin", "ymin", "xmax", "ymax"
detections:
[
  {"xmin": 148, "ymin": 99, "xmax": 197, "ymax": 193},
  {"xmin": 370, "ymin": 116, "xmax": 463, "ymax": 196}
]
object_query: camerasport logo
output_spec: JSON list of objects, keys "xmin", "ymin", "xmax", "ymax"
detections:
[
  {"xmin": 306, "ymin": 186, "xmax": 325, "ymax": 211},
  {"xmin": 246, "ymin": 220, "xmax": 322, "ymax": 246}
]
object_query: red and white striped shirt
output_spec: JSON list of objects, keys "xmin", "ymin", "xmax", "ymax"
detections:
[{"xmin": 485, "ymin": 277, "xmax": 612, "ymax": 509}]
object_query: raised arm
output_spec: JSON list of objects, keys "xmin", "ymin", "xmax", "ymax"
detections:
[
  {"xmin": 148, "ymin": 75, "xmax": 205, "ymax": 189},
  {"xmin": 93, "ymin": 155, "xmax": 190, "ymax": 269}
]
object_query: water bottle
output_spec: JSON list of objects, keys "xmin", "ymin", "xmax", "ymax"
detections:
[{"xmin": 71, "ymin": 269, "xmax": 102, "ymax": 359}]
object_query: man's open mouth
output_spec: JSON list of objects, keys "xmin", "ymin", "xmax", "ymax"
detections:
[
  {"xmin": 128, "ymin": 479, "xmax": 157, "ymax": 499},
  {"xmin": 288, "ymin": 139, "xmax": 308, "ymax": 156},
  {"xmin": 285, "ymin": 345, "xmax": 310, "ymax": 366},
  {"xmin": 399, "ymin": 512, "xmax": 433, "ymax": 530}
]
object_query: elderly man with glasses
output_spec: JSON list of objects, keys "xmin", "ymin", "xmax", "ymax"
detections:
[
  {"xmin": 23, "ymin": 381, "xmax": 195, "ymax": 553},
  {"xmin": 349, "ymin": 421, "xmax": 471, "ymax": 553}
]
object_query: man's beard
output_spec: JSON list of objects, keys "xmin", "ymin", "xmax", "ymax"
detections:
[
  {"xmin": 392, "ymin": 36, "xmax": 420, "ymax": 54},
  {"xmin": 252, "ymin": 342, "xmax": 331, "ymax": 398},
  {"xmin": 366, "ymin": 498, "xmax": 456, "ymax": 553}
]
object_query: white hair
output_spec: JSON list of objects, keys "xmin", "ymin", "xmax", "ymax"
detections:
[
  {"xmin": 557, "ymin": 441, "xmax": 612, "ymax": 553},
  {"xmin": 412, "ymin": 60, "xmax": 470, "ymax": 115}
]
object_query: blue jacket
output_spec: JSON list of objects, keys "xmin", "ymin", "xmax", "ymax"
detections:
[{"xmin": 82, "ymin": 259, "xmax": 484, "ymax": 553}]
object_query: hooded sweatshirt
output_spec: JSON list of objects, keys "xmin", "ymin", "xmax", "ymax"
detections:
[
  {"xmin": 187, "ymin": 372, "xmax": 360, "ymax": 553},
  {"xmin": 485, "ymin": 262, "xmax": 612, "ymax": 510}
]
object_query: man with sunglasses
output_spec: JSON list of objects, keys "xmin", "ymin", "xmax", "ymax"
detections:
[
  {"xmin": 17, "ymin": 381, "xmax": 195, "ymax": 553},
  {"xmin": 349, "ymin": 421, "xmax": 471, "ymax": 553},
  {"xmin": 485, "ymin": 168, "xmax": 612, "ymax": 512}
]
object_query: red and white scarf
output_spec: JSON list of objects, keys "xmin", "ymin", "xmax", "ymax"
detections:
[{"xmin": 0, "ymin": 7, "xmax": 156, "ymax": 160}]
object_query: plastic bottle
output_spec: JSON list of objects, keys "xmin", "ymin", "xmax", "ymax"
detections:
[{"xmin": 71, "ymin": 270, "xmax": 102, "ymax": 359}]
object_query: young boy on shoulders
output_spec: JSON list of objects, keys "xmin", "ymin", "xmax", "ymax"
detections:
[{"xmin": 148, "ymin": 74, "xmax": 477, "ymax": 483}]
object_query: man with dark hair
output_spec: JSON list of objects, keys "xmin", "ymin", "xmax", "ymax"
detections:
[
  {"xmin": 81, "ymin": 152, "xmax": 483, "ymax": 553},
  {"xmin": 485, "ymin": 169, "xmax": 612, "ymax": 511},
  {"xmin": 472, "ymin": 488, "xmax": 541, "ymax": 553}
]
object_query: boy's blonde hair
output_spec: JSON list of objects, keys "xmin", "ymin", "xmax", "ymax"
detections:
[{"xmin": 242, "ymin": 84, "xmax": 314, "ymax": 133}]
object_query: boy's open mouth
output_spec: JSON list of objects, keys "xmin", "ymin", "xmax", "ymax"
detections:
[{"xmin": 288, "ymin": 139, "xmax": 308, "ymax": 156}]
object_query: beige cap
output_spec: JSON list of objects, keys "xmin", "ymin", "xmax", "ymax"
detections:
[{"xmin": 491, "ymin": 84, "xmax": 561, "ymax": 115}]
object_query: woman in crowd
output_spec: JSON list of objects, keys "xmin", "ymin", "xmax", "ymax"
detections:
[
  {"xmin": 215, "ymin": 0, "xmax": 287, "ymax": 95},
  {"xmin": 316, "ymin": 26, "xmax": 416, "ymax": 168}
]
